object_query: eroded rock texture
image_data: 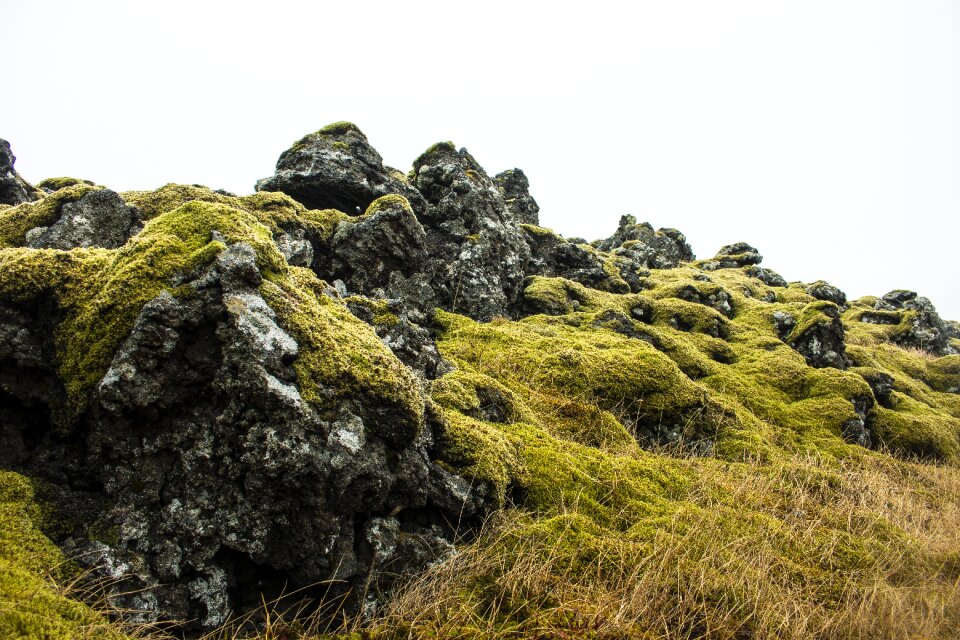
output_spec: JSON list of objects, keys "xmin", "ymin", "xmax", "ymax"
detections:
[
  {"xmin": 0, "ymin": 139, "xmax": 39, "ymax": 206},
  {"xmin": 2, "ymin": 122, "xmax": 958, "ymax": 637}
]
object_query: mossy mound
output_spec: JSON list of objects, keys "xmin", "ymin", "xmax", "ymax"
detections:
[
  {"xmin": 0, "ymin": 471, "xmax": 125, "ymax": 639},
  {"xmin": 1, "ymin": 140, "xmax": 958, "ymax": 639},
  {"xmin": 389, "ymin": 259, "xmax": 960, "ymax": 638}
]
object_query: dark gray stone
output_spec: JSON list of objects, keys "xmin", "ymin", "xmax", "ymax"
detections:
[
  {"xmin": 494, "ymin": 168, "xmax": 540, "ymax": 225},
  {"xmin": 0, "ymin": 139, "xmax": 38, "ymax": 206},
  {"xmin": 25, "ymin": 189, "xmax": 142, "ymax": 250}
]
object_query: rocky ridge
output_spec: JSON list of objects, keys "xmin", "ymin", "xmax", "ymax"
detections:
[{"xmin": 0, "ymin": 125, "xmax": 958, "ymax": 637}]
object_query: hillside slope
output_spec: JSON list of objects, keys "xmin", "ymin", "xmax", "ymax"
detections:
[{"xmin": 0, "ymin": 125, "xmax": 958, "ymax": 639}]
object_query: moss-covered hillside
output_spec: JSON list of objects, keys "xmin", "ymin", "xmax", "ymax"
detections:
[{"xmin": 0, "ymin": 127, "xmax": 958, "ymax": 639}]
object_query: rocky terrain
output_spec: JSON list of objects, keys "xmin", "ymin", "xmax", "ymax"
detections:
[{"xmin": 0, "ymin": 125, "xmax": 958, "ymax": 639}]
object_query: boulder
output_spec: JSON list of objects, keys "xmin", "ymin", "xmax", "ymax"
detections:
[
  {"xmin": 805, "ymin": 280, "xmax": 847, "ymax": 308},
  {"xmin": 410, "ymin": 142, "xmax": 531, "ymax": 320},
  {"xmin": 594, "ymin": 215, "xmax": 694, "ymax": 268},
  {"xmin": 0, "ymin": 139, "xmax": 39, "ymax": 206},
  {"xmin": 0, "ymin": 229, "xmax": 489, "ymax": 635},
  {"xmin": 25, "ymin": 189, "xmax": 142, "ymax": 250},
  {"xmin": 700, "ymin": 242, "xmax": 762, "ymax": 270},
  {"xmin": 494, "ymin": 168, "xmax": 540, "ymax": 225},
  {"xmin": 876, "ymin": 290, "xmax": 955, "ymax": 355},
  {"xmin": 256, "ymin": 122, "xmax": 426, "ymax": 215}
]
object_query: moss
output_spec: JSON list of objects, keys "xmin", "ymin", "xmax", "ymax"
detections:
[
  {"xmin": 869, "ymin": 393, "xmax": 960, "ymax": 460},
  {"xmin": 0, "ymin": 184, "xmax": 103, "ymax": 248},
  {"xmin": 786, "ymin": 300, "xmax": 841, "ymax": 343},
  {"xmin": 414, "ymin": 141, "xmax": 457, "ymax": 167},
  {"xmin": 0, "ymin": 471, "xmax": 125, "ymax": 639},
  {"xmin": 122, "ymin": 183, "xmax": 234, "ymax": 219},
  {"xmin": 318, "ymin": 121, "xmax": 363, "ymax": 136},
  {"xmin": 36, "ymin": 177, "xmax": 95, "ymax": 191},
  {"xmin": 521, "ymin": 276, "xmax": 589, "ymax": 315},
  {"xmin": 518, "ymin": 223, "xmax": 557, "ymax": 239},
  {"xmin": 927, "ymin": 355, "xmax": 960, "ymax": 394},
  {"xmin": 363, "ymin": 194, "xmax": 413, "ymax": 217},
  {"xmin": 262, "ymin": 267, "xmax": 425, "ymax": 442}
]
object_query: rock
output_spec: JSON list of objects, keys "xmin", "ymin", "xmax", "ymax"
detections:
[
  {"xmin": 272, "ymin": 228, "xmax": 313, "ymax": 267},
  {"xmin": 256, "ymin": 122, "xmax": 426, "ymax": 215},
  {"xmin": 410, "ymin": 142, "xmax": 531, "ymax": 321},
  {"xmin": 947, "ymin": 320, "xmax": 960, "ymax": 340},
  {"xmin": 857, "ymin": 369, "xmax": 895, "ymax": 408},
  {"xmin": 327, "ymin": 195, "xmax": 428, "ymax": 296},
  {"xmin": 595, "ymin": 215, "xmax": 694, "ymax": 269},
  {"xmin": 805, "ymin": 280, "xmax": 847, "ymax": 308},
  {"xmin": 345, "ymin": 296, "xmax": 451, "ymax": 380},
  {"xmin": 672, "ymin": 284, "xmax": 734, "ymax": 318},
  {"xmin": 25, "ymin": 189, "xmax": 142, "ymax": 250},
  {"xmin": 494, "ymin": 168, "xmax": 540, "ymax": 225},
  {"xmin": 777, "ymin": 302, "xmax": 849, "ymax": 369},
  {"xmin": 0, "ymin": 239, "xmax": 489, "ymax": 635},
  {"xmin": 700, "ymin": 242, "xmax": 762, "ymax": 270},
  {"xmin": 744, "ymin": 265, "xmax": 787, "ymax": 288},
  {"xmin": 521, "ymin": 225, "xmax": 621, "ymax": 293},
  {"xmin": 875, "ymin": 290, "xmax": 955, "ymax": 355},
  {"xmin": 841, "ymin": 395, "xmax": 874, "ymax": 448},
  {"xmin": 0, "ymin": 139, "xmax": 39, "ymax": 206}
]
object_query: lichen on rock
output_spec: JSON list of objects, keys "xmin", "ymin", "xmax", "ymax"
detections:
[{"xmin": 0, "ymin": 124, "xmax": 958, "ymax": 638}]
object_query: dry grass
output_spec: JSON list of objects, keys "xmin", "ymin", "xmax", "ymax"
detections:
[{"xmin": 361, "ymin": 454, "xmax": 960, "ymax": 640}]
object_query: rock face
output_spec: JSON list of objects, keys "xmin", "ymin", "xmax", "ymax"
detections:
[
  {"xmin": 874, "ymin": 290, "xmax": 956, "ymax": 356},
  {"xmin": 0, "ymin": 192, "xmax": 492, "ymax": 635},
  {"xmin": 774, "ymin": 302, "xmax": 850, "ymax": 369},
  {"xmin": 495, "ymin": 168, "xmax": 540, "ymax": 225},
  {"xmin": 256, "ymin": 122, "xmax": 426, "ymax": 215},
  {"xmin": 595, "ymin": 214, "xmax": 694, "ymax": 269},
  {"xmin": 0, "ymin": 139, "xmax": 38, "ymax": 206}
]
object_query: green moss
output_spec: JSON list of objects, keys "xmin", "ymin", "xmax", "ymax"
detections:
[
  {"xmin": 786, "ymin": 300, "xmax": 841, "ymax": 343},
  {"xmin": 0, "ymin": 184, "xmax": 103, "ymax": 248},
  {"xmin": 262, "ymin": 267, "xmax": 424, "ymax": 441},
  {"xmin": 414, "ymin": 141, "xmax": 457, "ymax": 167},
  {"xmin": 0, "ymin": 471, "xmax": 125, "ymax": 639},
  {"xmin": 518, "ymin": 223, "xmax": 557, "ymax": 239},
  {"xmin": 363, "ymin": 194, "xmax": 413, "ymax": 217},
  {"xmin": 869, "ymin": 393, "xmax": 960, "ymax": 460},
  {"xmin": 927, "ymin": 355, "xmax": 960, "ymax": 393},
  {"xmin": 318, "ymin": 121, "xmax": 363, "ymax": 136},
  {"xmin": 36, "ymin": 177, "xmax": 95, "ymax": 191},
  {"xmin": 521, "ymin": 276, "xmax": 589, "ymax": 315}
]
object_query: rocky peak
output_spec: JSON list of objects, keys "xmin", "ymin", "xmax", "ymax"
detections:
[
  {"xmin": 0, "ymin": 139, "xmax": 40, "ymax": 206},
  {"xmin": 256, "ymin": 121, "xmax": 425, "ymax": 215}
]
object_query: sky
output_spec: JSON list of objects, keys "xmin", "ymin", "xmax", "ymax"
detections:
[{"xmin": 3, "ymin": 0, "xmax": 958, "ymax": 319}]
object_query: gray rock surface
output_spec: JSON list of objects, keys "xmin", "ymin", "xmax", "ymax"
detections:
[
  {"xmin": 875, "ymin": 290, "xmax": 956, "ymax": 355},
  {"xmin": 595, "ymin": 215, "xmax": 694, "ymax": 269},
  {"xmin": 744, "ymin": 265, "xmax": 787, "ymax": 288},
  {"xmin": 495, "ymin": 168, "xmax": 540, "ymax": 225},
  {"xmin": 775, "ymin": 303, "xmax": 849, "ymax": 369},
  {"xmin": 0, "ymin": 139, "xmax": 39, "ymax": 206},
  {"xmin": 700, "ymin": 242, "xmax": 763, "ymax": 271},
  {"xmin": 805, "ymin": 280, "xmax": 847, "ymax": 308},
  {"xmin": 256, "ymin": 122, "xmax": 426, "ymax": 215},
  {"xmin": 25, "ymin": 189, "xmax": 142, "ymax": 249},
  {"xmin": 0, "ymin": 242, "xmax": 489, "ymax": 635}
]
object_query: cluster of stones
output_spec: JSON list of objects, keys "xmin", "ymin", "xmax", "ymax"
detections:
[{"xmin": 0, "ymin": 125, "xmax": 956, "ymax": 635}]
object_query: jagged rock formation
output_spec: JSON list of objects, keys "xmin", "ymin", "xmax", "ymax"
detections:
[
  {"xmin": 0, "ymin": 130, "xmax": 959, "ymax": 637},
  {"xmin": 0, "ymin": 139, "xmax": 40, "ymax": 206}
]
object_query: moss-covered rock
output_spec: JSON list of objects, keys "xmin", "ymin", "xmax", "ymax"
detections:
[{"xmin": 0, "ymin": 471, "xmax": 125, "ymax": 639}]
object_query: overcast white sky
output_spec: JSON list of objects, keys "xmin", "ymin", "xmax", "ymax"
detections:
[{"xmin": 3, "ymin": 1, "xmax": 958, "ymax": 319}]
